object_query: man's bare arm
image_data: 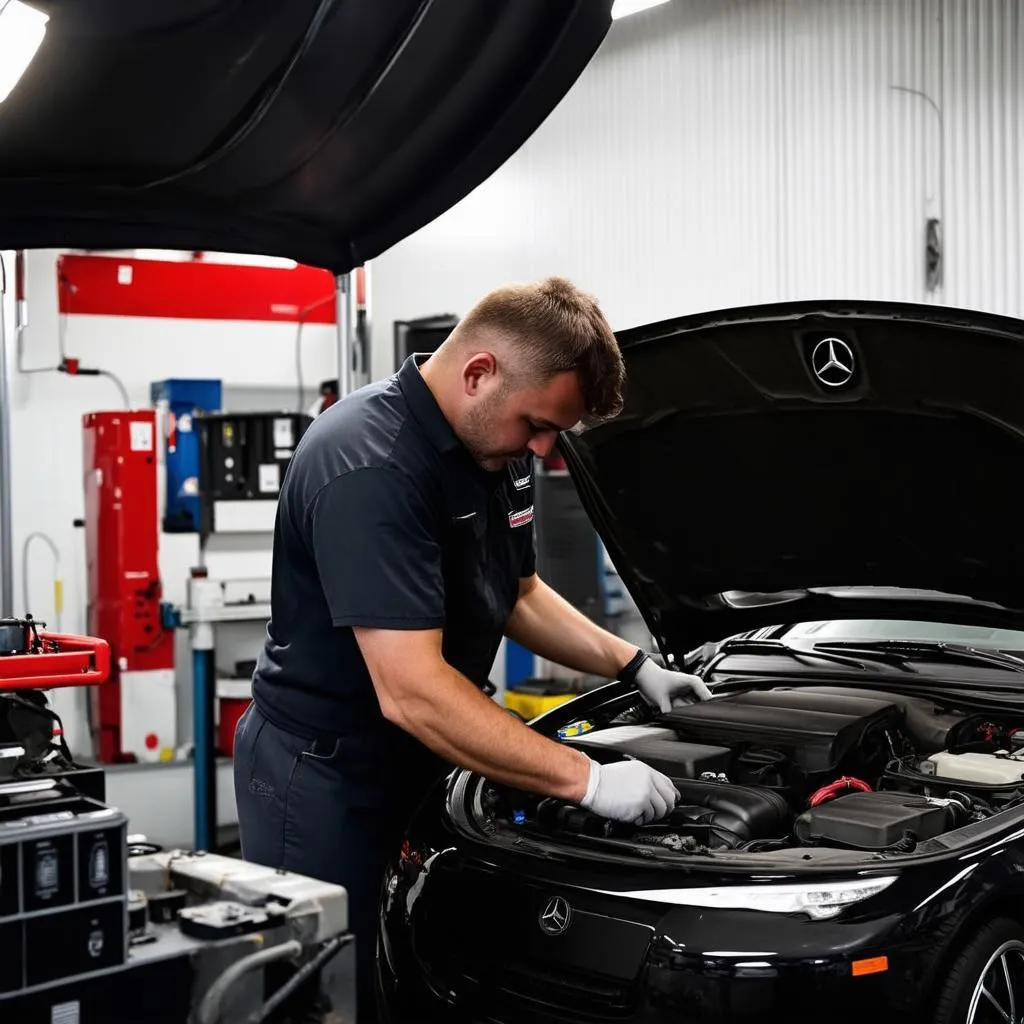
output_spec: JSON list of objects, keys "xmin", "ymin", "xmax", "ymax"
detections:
[
  {"xmin": 506, "ymin": 573, "xmax": 638, "ymax": 679},
  {"xmin": 354, "ymin": 625, "xmax": 591, "ymax": 801}
]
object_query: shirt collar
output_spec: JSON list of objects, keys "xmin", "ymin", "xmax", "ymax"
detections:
[{"xmin": 398, "ymin": 354, "xmax": 462, "ymax": 455}]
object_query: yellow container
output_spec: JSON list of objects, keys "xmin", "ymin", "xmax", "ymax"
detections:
[{"xmin": 504, "ymin": 689, "xmax": 576, "ymax": 721}]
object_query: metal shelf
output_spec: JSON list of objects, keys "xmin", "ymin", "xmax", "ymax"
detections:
[{"xmin": 178, "ymin": 602, "xmax": 271, "ymax": 624}]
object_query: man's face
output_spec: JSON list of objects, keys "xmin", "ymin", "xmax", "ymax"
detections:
[{"xmin": 457, "ymin": 356, "xmax": 585, "ymax": 472}]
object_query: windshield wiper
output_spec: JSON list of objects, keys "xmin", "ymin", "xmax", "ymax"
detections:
[
  {"xmin": 714, "ymin": 638, "xmax": 880, "ymax": 672},
  {"xmin": 812, "ymin": 640, "xmax": 1024, "ymax": 675}
]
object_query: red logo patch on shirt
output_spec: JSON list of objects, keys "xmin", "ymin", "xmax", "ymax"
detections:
[{"xmin": 508, "ymin": 505, "xmax": 534, "ymax": 529}]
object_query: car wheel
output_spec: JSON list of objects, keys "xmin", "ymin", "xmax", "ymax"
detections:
[{"xmin": 932, "ymin": 917, "xmax": 1024, "ymax": 1024}]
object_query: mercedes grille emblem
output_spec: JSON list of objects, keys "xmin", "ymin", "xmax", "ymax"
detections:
[
  {"xmin": 810, "ymin": 336, "xmax": 856, "ymax": 388},
  {"xmin": 538, "ymin": 895, "xmax": 572, "ymax": 936}
]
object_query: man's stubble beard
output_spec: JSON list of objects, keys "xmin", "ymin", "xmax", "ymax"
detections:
[{"xmin": 460, "ymin": 391, "xmax": 520, "ymax": 471}]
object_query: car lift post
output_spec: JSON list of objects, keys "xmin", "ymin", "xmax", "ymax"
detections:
[
  {"xmin": 336, "ymin": 272, "xmax": 354, "ymax": 399},
  {"xmin": 0, "ymin": 253, "xmax": 15, "ymax": 615},
  {"xmin": 189, "ymin": 599, "xmax": 216, "ymax": 853}
]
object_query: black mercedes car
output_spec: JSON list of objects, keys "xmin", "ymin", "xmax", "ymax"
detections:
[{"xmin": 377, "ymin": 300, "xmax": 1024, "ymax": 1024}]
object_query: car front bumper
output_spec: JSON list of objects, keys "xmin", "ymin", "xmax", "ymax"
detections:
[
  {"xmin": 378, "ymin": 926, "xmax": 929, "ymax": 1024},
  {"xmin": 376, "ymin": 857, "xmax": 942, "ymax": 1024}
]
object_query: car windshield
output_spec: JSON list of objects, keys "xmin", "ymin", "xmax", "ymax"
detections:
[{"xmin": 783, "ymin": 619, "xmax": 1024, "ymax": 651}]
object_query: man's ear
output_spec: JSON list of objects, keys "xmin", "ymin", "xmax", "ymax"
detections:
[{"xmin": 461, "ymin": 352, "xmax": 497, "ymax": 395}]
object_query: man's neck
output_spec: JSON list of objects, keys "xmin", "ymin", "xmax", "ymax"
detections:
[{"xmin": 417, "ymin": 352, "xmax": 456, "ymax": 422}]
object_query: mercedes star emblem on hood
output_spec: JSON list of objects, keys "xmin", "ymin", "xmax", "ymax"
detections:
[
  {"xmin": 539, "ymin": 896, "xmax": 572, "ymax": 936},
  {"xmin": 811, "ymin": 336, "xmax": 856, "ymax": 387}
]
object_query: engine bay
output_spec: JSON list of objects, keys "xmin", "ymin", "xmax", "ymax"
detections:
[{"xmin": 477, "ymin": 685, "xmax": 1024, "ymax": 856}]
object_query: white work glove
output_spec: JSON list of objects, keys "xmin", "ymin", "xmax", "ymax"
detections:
[
  {"xmin": 621, "ymin": 649, "xmax": 712, "ymax": 713},
  {"xmin": 580, "ymin": 758, "xmax": 679, "ymax": 825}
]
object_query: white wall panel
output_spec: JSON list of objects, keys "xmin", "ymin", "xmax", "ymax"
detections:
[
  {"xmin": 941, "ymin": 0, "xmax": 1024, "ymax": 314},
  {"xmin": 371, "ymin": 0, "xmax": 1024, "ymax": 377},
  {"xmin": 777, "ymin": 0, "xmax": 938, "ymax": 303},
  {"xmin": 370, "ymin": 0, "xmax": 789, "ymax": 375}
]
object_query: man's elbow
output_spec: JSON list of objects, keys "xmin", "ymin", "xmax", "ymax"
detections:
[
  {"xmin": 373, "ymin": 674, "xmax": 433, "ymax": 736},
  {"xmin": 376, "ymin": 686, "xmax": 410, "ymax": 730},
  {"xmin": 352, "ymin": 626, "xmax": 446, "ymax": 735}
]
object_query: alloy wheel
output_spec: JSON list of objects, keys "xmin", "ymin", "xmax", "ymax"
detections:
[{"xmin": 966, "ymin": 939, "xmax": 1024, "ymax": 1024}]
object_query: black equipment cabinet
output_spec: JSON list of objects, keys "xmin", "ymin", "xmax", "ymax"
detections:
[
  {"xmin": 0, "ymin": 784, "xmax": 129, "ymax": 998},
  {"xmin": 196, "ymin": 411, "xmax": 313, "ymax": 538}
]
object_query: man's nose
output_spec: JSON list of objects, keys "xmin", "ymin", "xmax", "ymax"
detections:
[{"xmin": 527, "ymin": 433, "xmax": 557, "ymax": 458}]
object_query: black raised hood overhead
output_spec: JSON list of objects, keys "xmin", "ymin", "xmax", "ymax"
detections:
[
  {"xmin": 0, "ymin": 0, "xmax": 612, "ymax": 272},
  {"xmin": 558, "ymin": 300, "xmax": 1024, "ymax": 657}
]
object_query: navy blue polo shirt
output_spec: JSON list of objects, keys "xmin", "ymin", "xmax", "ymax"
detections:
[{"xmin": 251, "ymin": 354, "xmax": 537, "ymax": 743}]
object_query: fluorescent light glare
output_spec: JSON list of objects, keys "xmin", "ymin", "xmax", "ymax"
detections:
[
  {"xmin": 0, "ymin": 0, "xmax": 48, "ymax": 106},
  {"xmin": 203, "ymin": 252, "xmax": 298, "ymax": 269},
  {"xmin": 612, "ymin": 0, "xmax": 671, "ymax": 19}
]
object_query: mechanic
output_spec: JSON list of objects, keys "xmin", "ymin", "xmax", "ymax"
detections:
[{"xmin": 233, "ymin": 276, "xmax": 711, "ymax": 1016}]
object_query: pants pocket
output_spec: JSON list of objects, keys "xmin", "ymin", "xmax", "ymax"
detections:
[
  {"xmin": 235, "ymin": 701, "xmax": 267, "ymax": 774},
  {"xmin": 298, "ymin": 734, "xmax": 342, "ymax": 763},
  {"xmin": 234, "ymin": 708, "xmax": 291, "ymax": 866}
]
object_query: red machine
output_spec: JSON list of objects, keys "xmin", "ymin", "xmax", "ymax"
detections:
[
  {"xmin": 83, "ymin": 410, "xmax": 176, "ymax": 763},
  {"xmin": 0, "ymin": 617, "xmax": 111, "ymax": 690}
]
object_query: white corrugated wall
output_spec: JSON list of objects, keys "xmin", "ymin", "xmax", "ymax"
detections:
[
  {"xmin": 370, "ymin": 0, "xmax": 1024, "ymax": 377},
  {"xmin": 942, "ymin": 0, "xmax": 1024, "ymax": 315}
]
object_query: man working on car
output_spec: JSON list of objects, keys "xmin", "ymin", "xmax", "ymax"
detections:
[{"xmin": 233, "ymin": 276, "xmax": 711, "ymax": 1015}]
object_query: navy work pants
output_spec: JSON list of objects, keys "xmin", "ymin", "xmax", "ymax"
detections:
[{"xmin": 233, "ymin": 702, "xmax": 445, "ymax": 1022}]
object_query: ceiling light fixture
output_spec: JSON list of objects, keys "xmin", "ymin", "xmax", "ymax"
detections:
[
  {"xmin": 612, "ymin": 0, "xmax": 672, "ymax": 19},
  {"xmin": 0, "ymin": 0, "xmax": 48, "ymax": 106}
]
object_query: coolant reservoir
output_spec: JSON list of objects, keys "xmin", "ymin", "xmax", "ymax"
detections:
[{"xmin": 926, "ymin": 750, "xmax": 1024, "ymax": 785}]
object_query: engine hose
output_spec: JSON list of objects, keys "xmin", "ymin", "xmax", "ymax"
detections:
[
  {"xmin": 195, "ymin": 939, "xmax": 303, "ymax": 1024},
  {"xmin": 253, "ymin": 934, "xmax": 352, "ymax": 1023},
  {"xmin": 945, "ymin": 790, "xmax": 995, "ymax": 818}
]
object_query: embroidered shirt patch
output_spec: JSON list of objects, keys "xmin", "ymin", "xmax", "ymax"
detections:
[{"xmin": 508, "ymin": 505, "xmax": 534, "ymax": 529}]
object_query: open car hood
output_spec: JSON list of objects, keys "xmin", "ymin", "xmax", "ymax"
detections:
[
  {"xmin": 559, "ymin": 300, "xmax": 1024, "ymax": 657},
  {"xmin": 0, "ymin": 0, "xmax": 611, "ymax": 273}
]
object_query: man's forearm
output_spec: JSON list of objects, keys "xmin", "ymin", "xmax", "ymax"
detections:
[
  {"xmin": 382, "ymin": 656, "xmax": 591, "ymax": 802},
  {"xmin": 506, "ymin": 574, "xmax": 638, "ymax": 680}
]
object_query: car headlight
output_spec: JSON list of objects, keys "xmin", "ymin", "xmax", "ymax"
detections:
[{"xmin": 595, "ymin": 876, "xmax": 897, "ymax": 920}]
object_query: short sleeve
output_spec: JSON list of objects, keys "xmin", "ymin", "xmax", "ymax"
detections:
[{"xmin": 310, "ymin": 468, "xmax": 445, "ymax": 629}]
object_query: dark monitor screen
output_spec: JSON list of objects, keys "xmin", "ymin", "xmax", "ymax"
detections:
[{"xmin": 394, "ymin": 314, "xmax": 459, "ymax": 368}]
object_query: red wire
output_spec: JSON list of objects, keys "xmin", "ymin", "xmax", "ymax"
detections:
[{"xmin": 808, "ymin": 776, "xmax": 872, "ymax": 807}]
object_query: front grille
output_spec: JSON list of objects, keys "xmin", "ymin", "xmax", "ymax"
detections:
[
  {"xmin": 458, "ymin": 957, "xmax": 637, "ymax": 1020},
  {"xmin": 412, "ymin": 862, "xmax": 650, "ymax": 1021}
]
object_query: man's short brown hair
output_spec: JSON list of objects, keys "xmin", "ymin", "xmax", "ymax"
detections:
[{"xmin": 456, "ymin": 276, "xmax": 625, "ymax": 420}]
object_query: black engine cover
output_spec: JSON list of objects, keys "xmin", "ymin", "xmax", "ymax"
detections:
[
  {"xmin": 567, "ymin": 726, "xmax": 731, "ymax": 778},
  {"xmin": 661, "ymin": 688, "xmax": 901, "ymax": 774},
  {"xmin": 794, "ymin": 790, "xmax": 949, "ymax": 849}
]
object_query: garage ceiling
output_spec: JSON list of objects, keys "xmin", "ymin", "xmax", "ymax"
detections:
[{"xmin": 0, "ymin": 0, "xmax": 612, "ymax": 272}]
